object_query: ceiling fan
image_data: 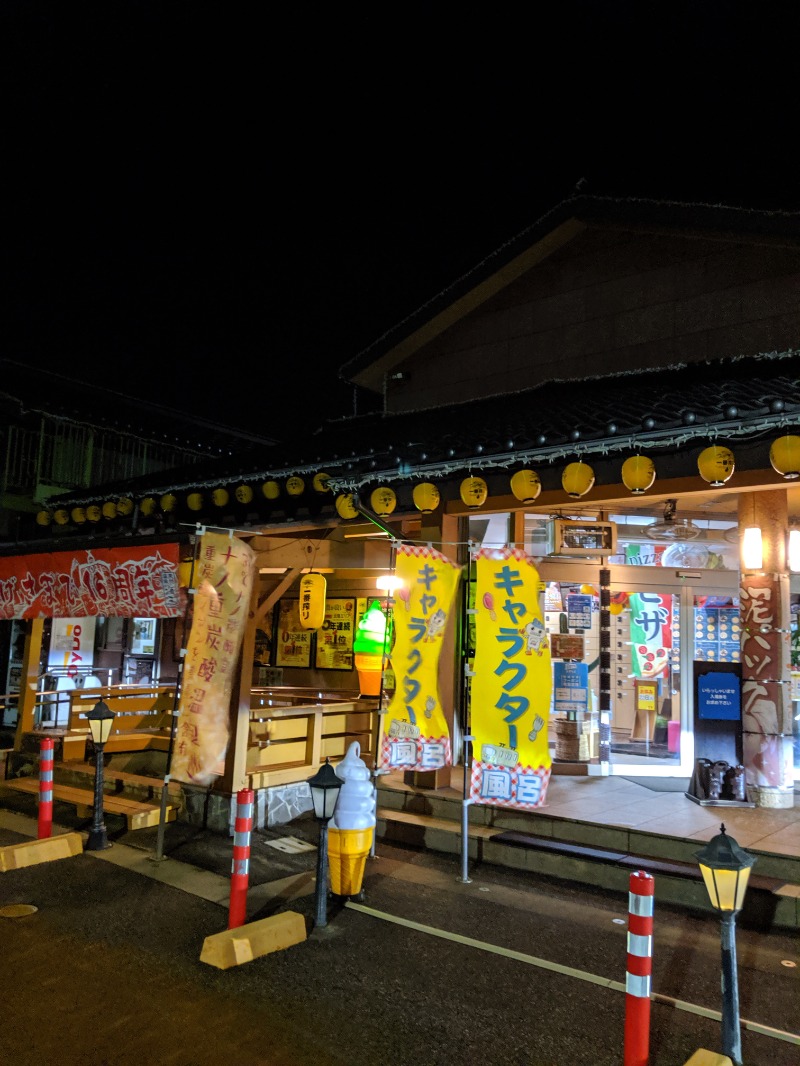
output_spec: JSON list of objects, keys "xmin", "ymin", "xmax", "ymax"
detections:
[{"xmin": 645, "ymin": 499, "xmax": 702, "ymax": 540}]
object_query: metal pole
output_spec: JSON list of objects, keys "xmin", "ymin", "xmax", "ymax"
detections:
[
  {"xmin": 85, "ymin": 743, "xmax": 109, "ymax": 850},
  {"xmin": 314, "ymin": 819, "xmax": 330, "ymax": 928},
  {"xmin": 720, "ymin": 912, "xmax": 743, "ymax": 1066},
  {"xmin": 458, "ymin": 734, "xmax": 473, "ymax": 884}
]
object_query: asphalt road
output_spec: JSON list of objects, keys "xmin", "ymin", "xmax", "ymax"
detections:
[{"xmin": 0, "ymin": 802, "xmax": 798, "ymax": 1066}]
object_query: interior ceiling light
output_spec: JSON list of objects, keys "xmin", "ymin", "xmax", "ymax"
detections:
[{"xmin": 645, "ymin": 499, "xmax": 702, "ymax": 540}]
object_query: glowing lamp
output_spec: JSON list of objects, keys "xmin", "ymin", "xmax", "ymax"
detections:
[
  {"xmin": 621, "ymin": 455, "xmax": 656, "ymax": 495},
  {"xmin": 71, "ymin": 507, "xmax": 86, "ymax": 525},
  {"xmin": 286, "ymin": 476, "xmax": 305, "ymax": 497},
  {"xmin": 562, "ymin": 461, "xmax": 595, "ymax": 498},
  {"xmin": 769, "ymin": 434, "xmax": 800, "ymax": 479},
  {"xmin": 698, "ymin": 445, "xmax": 735, "ymax": 487},
  {"xmin": 262, "ymin": 480, "xmax": 280, "ymax": 500},
  {"xmin": 187, "ymin": 492, "xmax": 203, "ymax": 512},
  {"xmin": 86, "ymin": 505, "xmax": 102, "ymax": 523},
  {"xmin": 460, "ymin": 476, "xmax": 488, "ymax": 509},
  {"xmin": 370, "ymin": 486, "xmax": 397, "ymax": 517},
  {"xmin": 299, "ymin": 572, "xmax": 327, "ymax": 630},
  {"xmin": 235, "ymin": 484, "xmax": 253, "ymax": 504},
  {"xmin": 741, "ymin": 526, "xmax": 763, "ymax": 570},
  {"xmin": 510, "ymin": 469, "xmax": 541, "ymax": 503},
  {"xmin": 696, "ymin": 823, "xmax": 755, "ymax": 913},
  {"xmin": 102, "ymin": 501, "xmax": 117, "ymax": 520},
  {"xmin": 212, "ymin": 488, "xmax": 230, "ymax": 508},
  {"xmin": 160, "ymin": 493, "xmax": 177, "ymax": 513},
  {"xmin": 412, "ymin": 482, "xmax": 440, "ymax": 513},
  {"xmin": 789, "ymin": 529, "xmax": 800, "ymax": 573},
  {"xmin": 335, "ymin": 493, "xmax": 359, "ymax": 520},
  {"xmin": 376, "ymin": 574, "xmax": 403, "ymax": 595},
  {"xmin": 313, "ymin": 472, "xmax": 332, "ymax": 493}
]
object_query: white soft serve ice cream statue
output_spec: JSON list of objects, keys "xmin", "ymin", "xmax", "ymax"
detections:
[{"xmin": 330, "ymin": 741, "xmax": 376, "ymax": 830}]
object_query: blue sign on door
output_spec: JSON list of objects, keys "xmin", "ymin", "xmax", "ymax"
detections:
[
  {"xmin": 697, "ymin": 672, "xmax": 740, "ymax": 721},
  {"xmin": 553, "ymin": 661, "xmax": 589, "ymax": 715},
  {"xmin": 566, "ymin": 593, "xmax": 592, "ymax": 630}
]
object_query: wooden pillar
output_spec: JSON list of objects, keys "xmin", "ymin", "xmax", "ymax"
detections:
[
  {"xmin": 738, "ymin": 490, "xmax": 794, "ymax": 808},
  {"xmin": 14, "ymin": 619, "xmax": 44, "ymax": 749}
]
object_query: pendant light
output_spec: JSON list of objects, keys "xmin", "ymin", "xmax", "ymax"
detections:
[{"xmin": 741, "ymin": 494, "xmax": 762, "ymax": 571}]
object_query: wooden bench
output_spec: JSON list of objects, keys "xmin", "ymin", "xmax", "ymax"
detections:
[{"xmin": 2, "ymin": 776, "xmax": 178, "ymax": 831}]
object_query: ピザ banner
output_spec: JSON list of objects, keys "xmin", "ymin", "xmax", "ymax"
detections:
[
  {"xmin": 470, "ymin": 547, "xmax": 552, "ymax": 809},
  {"xmin": 381, "ymin": 543, "xmax": 461, "ymax": 772},
  {"xmin": 629, "ymin": 592, "xmax": 673, "ymax": 679},
  {"xmin": 171, "ymin": 533, "xmax": 256, "ymax": 787}
]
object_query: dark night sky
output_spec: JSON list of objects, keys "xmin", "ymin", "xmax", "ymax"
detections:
[{"xmin": 0, "ymin": 3, "xmax": 798, "ymax": 440}]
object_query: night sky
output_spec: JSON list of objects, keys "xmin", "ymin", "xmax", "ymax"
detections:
[{"xmin": 1, "ymin": 4, "xmax": 797, "ymax": 440}]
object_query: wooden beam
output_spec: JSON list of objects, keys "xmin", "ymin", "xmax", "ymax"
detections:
[{"xmin": 15, "ymin": 619, "xmax": 44, "ymax": 749}]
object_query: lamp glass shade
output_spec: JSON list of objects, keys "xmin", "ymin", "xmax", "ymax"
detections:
[
  {"xmin": 788, "ymin": 529, "xmax": 800, "ymax": 572},
  {"xmin": 562, "ymin": 461, "xmax": 595, "ymax": 498},
  {"xmin": 412, "ymin": 482, "xmax": 440, "ymax": 513},
  {"xmin": 460, "ymin": 476, "xmax": 488, "ymax": 508},
  {"xmin": 307, "ymin": 759, "xmax": 343, "ymax": 821},
  {"xmin": 741, "ymin": 526, "xmax": 763, "ymax": 570},
  {"xmin": 769, "ymin": 434, "xmax": 800, "ymax": 479},
  {"xmin": 510, "ymin": 469, "xmax": 541, "ymax": 503},
  {"xmin": 86, "ymin": 700, "xmax": 116, "ymax": 745},
  {"xmin": 697, "ymin": 445, "xmax": 735, "ymax": 486},
  {"xmin": 621, "ymin": 455, "xmax": 656, "ymax": 494},
  {"xmin": 695, "ymin": 824, "xmax": 756, "ymax": 912}
]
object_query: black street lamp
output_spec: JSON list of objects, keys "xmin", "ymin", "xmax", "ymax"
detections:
[
  {"xmin": 85, "ymin": 699, "xmax": 116, "ymax": 852},
  {"xmin": 696, "ymin": 823, "xmax": 756, "ymax": 1066},
  {"xmin": 307, "ymin": 758, "xmax": 343, "ymax": 929}
]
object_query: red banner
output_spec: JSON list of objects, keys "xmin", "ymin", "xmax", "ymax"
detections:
[{"xmin": 0, "ymin": 544, "xmax": 183, "ymax": 618}]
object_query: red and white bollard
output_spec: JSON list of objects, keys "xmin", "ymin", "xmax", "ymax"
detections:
[
  {"xmin": 38, "ymin": 737, "xmax": 55, "ymax": 839},
  {"xmin": 228, "ymin": 788, "xmax": 254, "ymax": 929},
  {"xmin": 624, "ymin": 870, "xmax": 654, "ymax": 1066}
]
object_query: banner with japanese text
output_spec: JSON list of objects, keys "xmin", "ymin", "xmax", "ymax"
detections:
[
  {"xmin": 629, "ymin": 592, "xmax": 673, "ymax": 679},
  {"xmin": 470, "ymin": 547, "xmax": 552, "ymax": 809},
  {"xmin": 171, "ymin": 533, "xmax": 256, "ymax": 787},
  {"xmin": 381, "ymin": 543, "xmax": 461, "ymax": 772},
  {"xmin": 0, "ymin": 544, "xmax": 182, "ymax": 619}
]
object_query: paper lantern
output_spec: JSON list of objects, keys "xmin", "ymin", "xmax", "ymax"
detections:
[
  {"xmin": 621, "ymin": 455, "xmax": 656, "ymax": 495},
  {"xmin": 53, "ymin": 508, "xmax": 70, "ymax": 525},
  {"xmin": 769, "ymin": 434, "xmax": 800, "ymax": 480},
  {"xmin": 370, "ymin": 486, "xmax": 397, "ymax": 516},
  {"xmin": 102, "ymin": 501, "xmax": 117, "ymax": 520},
  {"xmin": 35, "ymin": 510, "xmax": 51, "ymax": 526},
  {"xmin": 187, "ymin": 492, "xmax": 204, "ymax": 512},
  {"xmin": 698, "ymin": 445, "xmax": 735, "ymax": 487},
  {"xmin": 116, "ymin": 497, "xmax": 133, "ymax": 517},
  {"xmin": 262, "ymin": 480, "xmax": 280, "ymax": 500},
  {"xmin": 160, "ymin": 493, "xmax": 177, "ymax": 513},
  {"xmin": 212, "ymin": 488, "xmax": 230, "ymax": 508},
  {"xmin": 562, "ymin": 461, "xmax": 595, "ymax": 498},
  {"xmin": 86, "ymin": 505, "xmax": 102, "ymax": 523},
  {"xmin": 335, "ymin": 493, "xmax": 359, "ymax": 520},
  {"xmin": 140, "ymin": 497, "xmax": 156, "ymax": 517},
  {"xmin": 70, "ymin": 507, "xmax": 86, "ymax": 524},
  {"xmin": 286, "ymin": 476, "xmax": 305, "ymax": 497},
  {"xmin": 412, "ymin": 482, "xmax": 440, "ymax": 513},
  {"xmin": 460, "ymin": 476, "xmax": 488, "ymax": 508},
  {"xmin": 313, "ymin": 472, "xmax": 332, "ymax": 493},
  {"xmin": 510, "ymin": 469, "xmax": 541, "ymax": 503},
  {"xmin": 235, "ymin": 484, "xmax": 253, "ymax": 504},
  {"xmin": 299, "ymin": 573, "xmax": 327, "ymax": 630},
  {"xmin": 178, "ymin": 560, "xmax": 194, "ymax": 588}
]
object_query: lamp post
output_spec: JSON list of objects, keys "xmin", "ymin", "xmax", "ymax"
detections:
[
  {"xmin": 696, "ymin": 823, "xmax": 756, "ymax": 1066},
  {"xmin": 85, "ymin": 699, "xmax": 116, "ymax": 851},
  {"xmin": 308, "ymin": 758, "xmax": 343, "ymax": 928}
]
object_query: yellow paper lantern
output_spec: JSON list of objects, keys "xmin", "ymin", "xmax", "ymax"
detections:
[
  {"xmin": 412, "ymin": 482, "xmax": 440, "ymax": 514},
  {"xmin": 53, "ymin": 508, "xmax": 70, "ymax": 525},
  {"xmin": 35, "ymin": 510, "xmax": 51, "ymax": 526},
  {"xmin": 698, "ymin": 445, "xmax": 735, "ymax": 487},
  {"xmin": 187, "ymin": 492, "xmax": 204, "ymax": 512},
  {"xmin": 70, "ymin": 507, "xmax": 86, "ymax": 525},
  {"xmin": 86, "ymin": 505, "xmax": 102, "ymax": 523},
  {"xmin": 562, "ymin": 461, "xmax": 595, "ymax": 498},
  {"xmin": 286, "ymin": 476, "xmax": 305, "ymax": 497},
  {"xmin": 370, "ymin": 486, "xmax": 397, "ymax": 516},
  {"xmin": 116, "ymin": 497, "xmax": 133, "ymax": 517},
  {"xmin": 140, "ymin": 497, "xmax": 156, "ymax": 517},
  {"xmin": 621, "ymin": 455, "xmax": 656, "ymax": 495},
  {"xmin": 299, "ymin": 573, "xmax": 327, "ymax": 630},
  {"xmin": 510, "ymin": 469, "xmax": 541, "ymax": 503},
  {"xmin": 769, "ymin": 434, "xmax": 800, "ymax": 480},
  {"xmin": 235, "ymin": 484, "xmax": 253, "ymax": 504},
  {"xmin": 102, "ymin": 501, "xmax": 117, "ymax": 520},
  {"xmin": 460, "ymin": 476, "xmax": 488, "ymax": 509},
  {"xmin": 335, "ymin": 493, "xmax": 359, "ymax": 520},
  {"xmin": 262, "ymin": 480, "xmax": 280, "ymax": 500},
  {"xmin": 313, "ymin": 472, "xmax": 332, "ymax": 493},
  {"xmin": 160, "ymin": 493, "xmax": 177, "ymax": 513},
  {"xmin": 212, "ymin": 487, "xmax": 230, "ymax": 508}
]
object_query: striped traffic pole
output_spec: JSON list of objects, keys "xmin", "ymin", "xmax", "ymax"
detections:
[
  {"xmin": 624, "ymin": 870, "xmax": 654, "ymax": 1066},
  {"xmin": 228, "ymin": 788, "xmax": 254, "ymax": 930},
  {"xmin": 37, "ymin": 737, "xmax": 55, "ymax": 839}
]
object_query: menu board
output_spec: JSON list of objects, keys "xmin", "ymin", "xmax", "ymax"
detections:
[
  {"xmin": 314, "ymin": 598, "xmax": 355, "ymax": 670},
  {"xmin": 694, "ymin": 607, "xmax": 740, "ymax": 663}
]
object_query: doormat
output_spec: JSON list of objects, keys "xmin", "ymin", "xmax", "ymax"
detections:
[
  {"xmin": 621, "ymin": 777, "xmax": 691, "ymax": 793},
  {"xmin": 262, "ymin": 836, "xmax": 316, "ymax": 854}
]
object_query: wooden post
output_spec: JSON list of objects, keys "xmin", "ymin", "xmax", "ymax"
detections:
[{"xmin": 15, "ymin": 618, "xmax": 44, "ymax": 749}]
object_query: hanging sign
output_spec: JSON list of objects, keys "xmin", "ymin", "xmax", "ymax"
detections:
[
  {"xmin": 629, "ymin": 592, "xmax": 673, "ymax": 679},
  {"xmin": 171, "ymin": 533, "xmax": 256, "ymax": 787},
  {"xmin": 381, "ymin": 543, "xmax": 461, "ymax": 772},
  {"xmin": 0, "ymin": 544, "xmax": 183, "ymax": 619},
  {"xmin": 553, "ymin": 660, "xmax": 589, "ymax": 716},
  {"xmin": 470, "ymin": 547, "xmax": 552, "ymax": 810}
]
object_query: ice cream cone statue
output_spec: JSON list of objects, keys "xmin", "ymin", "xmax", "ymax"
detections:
[
  {"xmin": 353, "ymin": 601, "xmax": 387, "ymax": 697},
  {"xmin": 328, "ymin": 741, "xmax": 376, "ymax": 897}
]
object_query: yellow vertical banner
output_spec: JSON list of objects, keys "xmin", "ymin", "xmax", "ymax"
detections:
[
  {"xmin": 171, "ymin": 532, "xmax": 256, "ymax": 786},
  {"xmin": 381, "ymin": 543, "xmax": 461, "ymax": 771},
  {"xmin": 470, "ymin": 547, "xmax": 552, "ymax": 809}
]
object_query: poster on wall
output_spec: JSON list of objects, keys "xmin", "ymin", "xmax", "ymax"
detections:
[
  {"xmin": 629, "ymin": 592, "xmax": 673, "ymax": 679},
  {"xmin": 380, "ymin": 543, "xmax": 461, "ymax": 772},
  {"xmin": 315, "ymin": 598, "xmax": 355, "ymax": 670},
  {"xmin": 48, "ymin": 617, "xmax": 97, "ymax": 678},
  {"xmin": 470, "ymin": 547, "xmax": 552, "ymax": 810},
  {"xmin": 274, "ymin": 600, "xmax": 312, "ymax": 668}
]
